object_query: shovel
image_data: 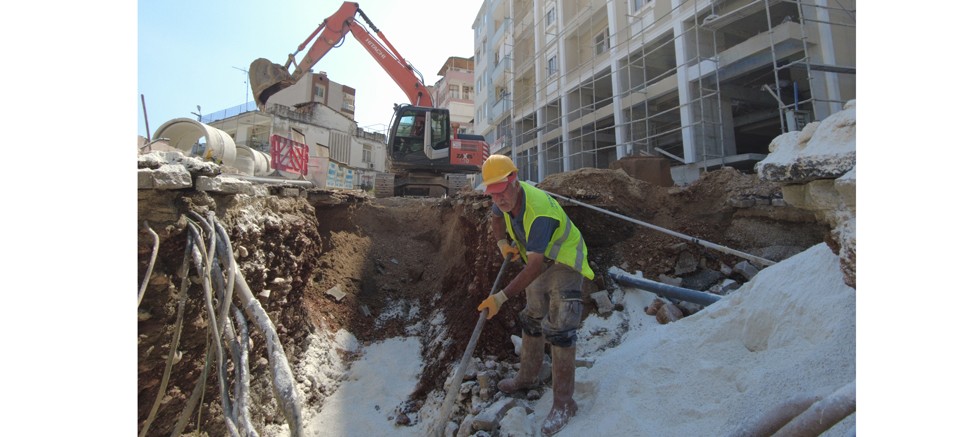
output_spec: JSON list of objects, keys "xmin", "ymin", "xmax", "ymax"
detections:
[{"xmin": 431, "ymin": 256, "xmax": 512, "ymax": 435}]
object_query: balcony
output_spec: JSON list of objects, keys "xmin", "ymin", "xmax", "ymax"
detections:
[
  {"xmin": 490, "ymin": 17, "xmax": 511, "ymax": 51},
  {"xmin": 488, "ymin": 96, "xmax": 512, "ymax": 124},
  {"xmin": 490, "ymin": 55, "xmax": 512, "ymax": 88}
]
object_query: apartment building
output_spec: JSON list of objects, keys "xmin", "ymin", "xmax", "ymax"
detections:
[
  {"xmin": 472, "ymin": 0, "xmax": 855, "ymax": 184},
  {"xmin": 431, "ymin": 56, "xmax": 478, "ymax": 135},
  {"xmin": 204, "ymin": 72, "xmax": 387, "ymax": 190}
]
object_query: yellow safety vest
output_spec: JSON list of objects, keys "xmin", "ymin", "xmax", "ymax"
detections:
[{"xmin": 503, "ymin": 181, "xmax": 595, "ymax": 280}]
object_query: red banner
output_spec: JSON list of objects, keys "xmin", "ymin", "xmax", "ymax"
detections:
[{"xmin": 270, "ymin": 135, "xmax": 309, "ymax": 175}]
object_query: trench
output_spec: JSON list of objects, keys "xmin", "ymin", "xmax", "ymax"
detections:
[
  {"xmin": 137, "ymin": 166, "xmax": 831, "ymax": 436},
  {"xmin": 303, "ymin": 196, "xmax": 522, "ymax": 405}
]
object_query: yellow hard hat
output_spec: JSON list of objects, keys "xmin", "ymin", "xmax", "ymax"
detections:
[{"xmin": 482, "ymin": 154, "xmax": 518, "ymax": 186}]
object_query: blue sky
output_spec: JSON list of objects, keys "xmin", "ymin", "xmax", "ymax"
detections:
[{"xmin": 138, "ymin": 0, "xmax": 484, "ymax": 137}]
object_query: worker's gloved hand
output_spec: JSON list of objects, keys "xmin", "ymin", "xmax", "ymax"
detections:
[
  {"xmin": 497, "ymin": 239, "xmax": 520, "ymax": 262},
  {"xmin": 477, "ymin": 291, "xmax": 508, "ymax": 319}
]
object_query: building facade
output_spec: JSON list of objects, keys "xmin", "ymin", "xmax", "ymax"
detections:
[
  {"xmin": 204, "ymin": 72, "xmax": 387, "ymax": 190},
  {"xmin": 431, "ymin": 57, "xmax": 478, "ymax": 135},
  {"xmin": 472, "ymin": 0, "xmax": 855, "ymax": 184}
]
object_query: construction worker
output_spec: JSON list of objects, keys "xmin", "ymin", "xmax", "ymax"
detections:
[{"xmin": 476, "ymin": 154, "xmax": 594, "ymax": 436}]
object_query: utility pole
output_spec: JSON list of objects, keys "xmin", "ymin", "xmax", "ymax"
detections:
[
  {"xmin": 233, "ymin": 66, "xmax": 250, "ymax": 109},
  {"xmin": 191, "ymin": 105, "xmax": 202, "ymax": 122}
]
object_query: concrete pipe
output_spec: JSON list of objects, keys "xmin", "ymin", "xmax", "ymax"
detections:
[
  {"xmin": 234, "ymin": 146, "xmax": 273, "ymax": 177},
  {"xmin": 153, "ymin": 117, "xmax": 237, "ymax": 165}
]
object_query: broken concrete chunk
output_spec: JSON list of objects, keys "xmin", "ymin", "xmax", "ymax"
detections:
[
  {"xmin": 590, "ymin": 291, "xmax": 614, "ymax": 316},
  {"xmin": 656, "ymin": 302, "xmax": 684, "ymax": 324},
  {"xmin": 734, "ymin": 260, "xmax": 760, "ymax": 281},
  {"xmin": 471, "ymin": 397, "xmax": 518, "ymax": 431},
  {"xmin": 498, "ymin": 405, "xmax": 535, "ymax": 437},
  {"xmin": 674, "ymin": 251, "xmax": 699, "ymax": 276},
  {"xmin": 719, "ymin": 279, "xmax": 740, "ymax": 295},
  {"xmin": 678, "ymin": 301, "xmax": 702, "ymax": 316},
  {"xmin": 457, "ymin": 414, "xmax": 475, "ymax": 437},
  {"xmin": 682, "ymin": 268, "xmax": 725, "ymax": 291},
  {"xmin": 326, "ymin": 284, "xmax": 347, "ymax": 301},
  {"xmin": 196, "ymin": 175, "xmax": 255, "ymax": 194}
]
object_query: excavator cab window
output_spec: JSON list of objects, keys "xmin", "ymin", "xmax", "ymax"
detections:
[
  {"xmin": 429, "ymin": 111, "xmax": 449, "ymax": 150},
  {"xmin": 390, "ymin": 106, "xmax": 451, "ymax": 156},
  {"xmin": 393, "ymin": 111, "xmax": 425, "ymax": 154}
]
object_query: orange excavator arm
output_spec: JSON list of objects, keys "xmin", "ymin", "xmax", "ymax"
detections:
[{"xmin": 249, "ymin": 1, "xmax": 433, "ymax": 109}]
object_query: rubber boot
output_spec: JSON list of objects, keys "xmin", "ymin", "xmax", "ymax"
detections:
[
  {"xmin": 541, "ymin": 345, "xmax": 577, "ymax": 436},
  {"xmin": 498, "ymin": 333, "xmax": 545, "ymax": 393}
]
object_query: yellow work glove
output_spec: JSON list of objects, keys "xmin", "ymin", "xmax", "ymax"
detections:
[
  {"xmin": 497, "ymin": 239, "xmax": 520, "ymax": 262},
  {"xmin": 477, "ymin": 291, "xmax": 508, "ymax": 319}
]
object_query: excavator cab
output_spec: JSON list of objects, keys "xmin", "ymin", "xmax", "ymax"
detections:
[{"xmin": 388, "ymin": 105, "xmax": 451, "ymax": 165}]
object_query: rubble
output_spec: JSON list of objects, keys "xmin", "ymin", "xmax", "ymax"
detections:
[{"xmin": 136, "ymin": 99, "xmax": 852, "ymax": 435}]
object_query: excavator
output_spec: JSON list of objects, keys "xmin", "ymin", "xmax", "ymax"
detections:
[{"xmin": 248, "ymin": 1, "xmax": 489, "ymax": 197}]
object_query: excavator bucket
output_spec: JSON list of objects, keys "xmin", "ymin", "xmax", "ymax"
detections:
[{"xmin": 249, "ymin": 58, "xmax": 295, "ymax": 108}]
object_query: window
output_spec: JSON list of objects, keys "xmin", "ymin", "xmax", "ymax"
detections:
[
  {"xmin": 462, "ymin": 86, "xmax": 473, "ymax": 100},
  {"xmin": 547, "ymin": 55, "xmax": 558, "ymax": 77},
  {"xmin": 450, "ymin": 85, "xmax": 460, "ymax": 99},
  {"xmin": 314, "ymin": 85, "xmax": 325, "ymax": 98},
  {"xmin": 545, "ymin": 7, "xmax": 556, "ymax": 27},
  {"xmin": 632, "ymin": 0, "xmax": 652, "ymax": 13},
  {"xmin": 594, "ymin": 28, "xmax": 610, "ymax": 55},
  {"xmin": 362, "ymin": 144, "xmax": 372, "ymax": 164},
  {"xmin": 342, "ymin": 93, "xmax": 355, "ymax": 112}
]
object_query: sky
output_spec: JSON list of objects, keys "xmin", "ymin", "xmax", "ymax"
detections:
[{"xmin": 138, "ymin": 0, "xmax": 485, "ymax": 137}]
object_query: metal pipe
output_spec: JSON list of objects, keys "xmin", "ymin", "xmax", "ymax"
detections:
[
  {"xmin": 229, "ymin": 175, "xmax": 315, "ymax": 188},
  {"xmin": 533, "ymin": 185, "xmax": 775, "ymax": 267},
  {"xmin": 608, "ymin": 266, "xmax": 721, "ymax": 306}
]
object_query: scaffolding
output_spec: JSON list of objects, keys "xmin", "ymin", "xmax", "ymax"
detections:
[{"xmin": 474, "ymin": 0, "xmax": 854, "ymax": 182}]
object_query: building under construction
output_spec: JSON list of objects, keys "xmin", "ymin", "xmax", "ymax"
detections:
[{"xmin": 472, "ymin": 0, "xmax": 855, "ymax": 184}]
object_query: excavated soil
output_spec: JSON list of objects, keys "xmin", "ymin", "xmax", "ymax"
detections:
[{"xmin": 137, "ymin": 166, "xmax": 828, "ymax": 436}]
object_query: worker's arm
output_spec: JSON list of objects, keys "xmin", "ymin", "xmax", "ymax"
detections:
[
  {"xmin": 478, "ymin": 216, "xmax": 559, "ymax": 319},
  {"xmin": 490, "ymin": 208, "xmax": 520, "ymax": 261},
  {"xmin": 478, "ymin": 251, "xmax": 545, "ymax": 319},
  {"xmin": 499, "ymin": 251, "xmax": 545, "ymax": 299}
]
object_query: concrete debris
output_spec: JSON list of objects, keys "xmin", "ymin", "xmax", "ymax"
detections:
[
  {"xmin": 656, "ymin": 302, "xmax": 685, "ymax": 324},
  {"xmin": 471, "ymin": 397, "xmax": 518, "ymax": 431},
  {"xmin": 733, "ymin": 260, "xmax": 760, "ymax": 281},
  {"xmin": 674, "ymin": 251, "xmax": 699, "ymax": 275},
  {"xmin": 497, "ymin": 404, "xmax": 536, "ymax": 436},
  {"xmin": 657, "ymin": 274, "xmax": 683, "ymax": 287},
  {"xmin": 590, "ymin": 291, "xmax": 614, "ymax": 316},
  {"xmin": 677, "ymin": 301, "xmax": 702, "ymax": 316},
  {"xmin": 138, "ymin": 164, "xmax": 193, "ymax": 190},
  {"xmin": 710, "ymin": 278, "xmax": 740, "ymax": 296},
  {"xmin": 718, "ymin": 262, "xmax": 733, "ymax": 276},
  {"xmin": 196, "ymin": 175, "xmax": 256, "ymax": 195},
  {"xmin": 681, "ymin": 268, "xmax": 725, "ymax": 291},
  {"xmin": 326, "ymin": 284, "xmax": 346, "ymax": 301},
  {"xmin": 645, "ymin": 298, "xmax": 665, "ymax": 316}
]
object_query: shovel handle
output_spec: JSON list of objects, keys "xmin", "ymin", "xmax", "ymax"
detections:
[{"xmin": 432, "ymin": 255, "xmax": 512, "ymax": 434}]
